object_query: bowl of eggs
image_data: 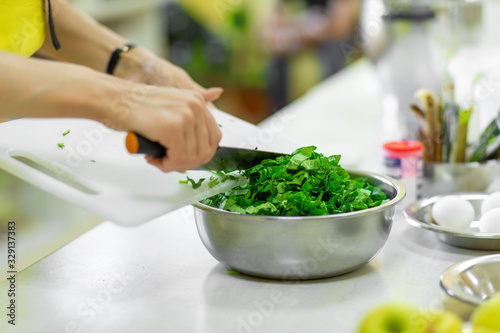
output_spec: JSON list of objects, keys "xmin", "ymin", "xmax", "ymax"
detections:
[{"xmin": 403, "ymin": 192, "xmax": 500, "ymax": 250}]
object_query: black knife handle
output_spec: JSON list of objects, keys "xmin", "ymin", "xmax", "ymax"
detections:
[{"xmin": 126, "ymin": 132, "xmax": 166, "ymax": 158}]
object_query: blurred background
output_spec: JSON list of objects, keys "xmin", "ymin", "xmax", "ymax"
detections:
[{"xmin": 69, "ymin": 0, "xmax": 362, "ymax": 124}]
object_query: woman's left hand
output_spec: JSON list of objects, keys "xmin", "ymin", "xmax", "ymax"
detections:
[{"xmin": 113, "ymin": 46, "xmax": 223, "ymax": 103}]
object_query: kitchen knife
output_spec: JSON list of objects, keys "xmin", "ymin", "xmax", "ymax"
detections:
[{"xmin": 125, "ymin": 132, "xmax": 288, "ymax": 171}]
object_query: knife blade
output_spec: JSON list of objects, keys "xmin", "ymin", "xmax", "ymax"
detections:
[{"xmin": 125, "ymin": 132, "xmax": 288, "ymax": 171}]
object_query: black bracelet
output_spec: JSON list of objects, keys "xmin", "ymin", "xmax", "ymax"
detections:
[{"xmin": 105, "ymin": 43, "xmax": 137, "ymax": 75}]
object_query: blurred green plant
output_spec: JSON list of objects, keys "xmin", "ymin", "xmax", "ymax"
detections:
[{"xmin": 166, "ymin": 1, "xmax": 269, "ymax": 89}]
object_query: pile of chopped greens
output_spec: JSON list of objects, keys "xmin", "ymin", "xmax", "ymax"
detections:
[{"xmin": 199, "ymin": 146, "xmax": 389, "ymax": 216}]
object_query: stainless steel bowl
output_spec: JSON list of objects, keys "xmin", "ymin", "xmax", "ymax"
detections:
[
  {"xmin": 422, "ymin": 160, "xmax": 500, "ymax": 197},
  {"xmin": 404, "ymin": 193, "xmax": 500, "ymax": 250},
  {"xmin": 441, "ymin": 254, "xmax": 500, "ymax": 305},
  {"xmin": 193, "ymin": 169, "xmax": 405, "ymax": 280}
]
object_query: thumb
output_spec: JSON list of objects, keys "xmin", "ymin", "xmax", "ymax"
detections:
[{"xmin": 202, "ymin": 87, "xmax": 223, "ymax": 102}]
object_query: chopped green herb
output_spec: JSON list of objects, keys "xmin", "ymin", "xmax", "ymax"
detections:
[
  {"xmin": 220, "ymin": 173, "xmax": 239, "ymax": 183},
  {"xmin": 201, "ymin": 146, "xmax": 389, "ymax": 216},
  {"xmin": 63, "ymin": 130, "xmax": 70, "ymax": 136},
  {"xmin": 208, "ymin": 176, "xmax": 220, "ymax": 188},
  {"xmin": 57, "ymin": 143, "xmax": 65, "ymax": 149},
  {"xmin": 180, "ymin": 176, "xmax": 205, "ymax": 189},
  {"xmin": 227, "ymin": 269, "xmax": 240, "ymax": 275},
  {"xmin": 218, "ymin": 124, "xmax": 222, "ymax": 128},
  {"xmin": 208, "ymin": 170, "xmax": 241, "ymax": 182},
  {"xmin": 254, "ymin": 147, "xmax": 258, "ymax": 150}
]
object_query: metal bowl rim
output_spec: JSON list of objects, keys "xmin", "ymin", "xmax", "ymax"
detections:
[
  {"xmin": 193, "ymin": 168, "xmax": 406, "ymax": 221},
  {"xmin": 403, "ymin": 193, "xmax": 500, "ymax": 239},
  {"xmin": 440, "ymin": 253, "xmax": 500, "ymax": 305}
]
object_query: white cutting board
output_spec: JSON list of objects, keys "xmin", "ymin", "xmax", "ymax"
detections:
[{"xmin": 0, "ymin": 109, "xmax": 296, "ymax": 226}]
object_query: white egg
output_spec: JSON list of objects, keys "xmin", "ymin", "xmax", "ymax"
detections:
[
  {"xmin": 479, "ymin": 207, "xmax": 500, "ymax": 233},
  {"xmin": 481, "ymin": 192, "xmax": 500, "ymax": 215},
  {"xmin": 431, "ymin": 195, "xmax": 475, "ymax": 230}
]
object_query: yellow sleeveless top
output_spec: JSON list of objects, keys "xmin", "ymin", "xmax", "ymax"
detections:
[{"xmin": 0, "ymin": 1, "xmax": 46, "ymax": 57}]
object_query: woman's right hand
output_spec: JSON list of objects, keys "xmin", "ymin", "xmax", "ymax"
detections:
[{"xmin": 103, "ymin": 84, "xmax": 222, "ymax": 173}]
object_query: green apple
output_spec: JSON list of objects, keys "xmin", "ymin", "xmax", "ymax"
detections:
[
  {"xmin": 422, "ymin": 310, "xmax": 462, "ymax": 333},
  {"xmin": 471, "ymin": 292, "xmax": 500, "ymax": 332},
  {"xmin": 357, "ymin": 303, "xmax": 428, "ymax": 333}
]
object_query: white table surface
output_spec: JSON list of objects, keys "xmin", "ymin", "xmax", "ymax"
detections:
[{"xmin": 1, "ymin": 59, "xmax": 497, "ymax": 333}]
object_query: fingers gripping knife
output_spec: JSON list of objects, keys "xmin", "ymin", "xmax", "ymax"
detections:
[{"xmin": 125, "ymin": 132, "xmax": 287, "ymax": 171}]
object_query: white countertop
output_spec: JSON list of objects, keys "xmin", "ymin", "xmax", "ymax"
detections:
[{"xmin": 1, "ymin": 59, "xmax": 496, "ymax": 333}]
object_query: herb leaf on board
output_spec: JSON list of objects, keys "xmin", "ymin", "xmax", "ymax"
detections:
[{"xmin": 179, "ymin": 176, "xmax": 205, "ymax": 189}]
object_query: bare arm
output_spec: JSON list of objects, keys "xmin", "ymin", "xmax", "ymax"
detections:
[
  {"xmin": 0, "ymin": 51, "xmax": 113, "ymax": 120},
  {"xmin": 0, "ymin": 51, "xmax": 221, "ymax": 172},
  {"xmin": 3, "ymin": 0, "xmax": 224, "ymax": 172},
  {"xmin": 37, "ymin": 0, "xmax": 126, "ymax": 73},
  {"xmin": 37, "ymin": 0, "xmax": 221, "ymax": 101}
]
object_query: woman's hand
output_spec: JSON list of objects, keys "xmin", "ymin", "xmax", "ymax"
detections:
[
  {"xmin": 103, "ymin": 82, "xmax": 222, "ymax": 173},
  {"xmin": 113, "ymin": 46, "xmax": 223, "ymax": 104},
  {"xmin": 0, "ymin": 51, "xmax": 221, "ymax": 173},
  {"xmin": 108, "ymin": 47, "xmax": 223, "ymax": 171}
]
